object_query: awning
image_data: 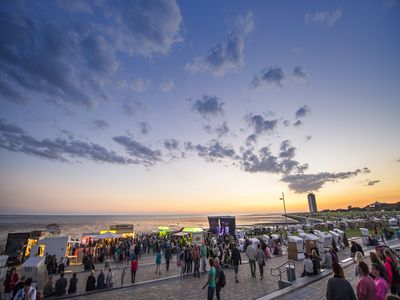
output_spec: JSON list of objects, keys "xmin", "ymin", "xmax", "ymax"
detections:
[{"xmin": 94, "ymin": 232, "xmax": 121, "ymax": 239}]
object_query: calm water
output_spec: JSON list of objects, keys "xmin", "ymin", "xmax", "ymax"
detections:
[{"xmin": 0, "ymin": 214, "xmax": 293, "ymax": 246}]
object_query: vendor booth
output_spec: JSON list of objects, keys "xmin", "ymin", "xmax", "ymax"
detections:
[
  {"xmin": 37, "ymin": 236, "xmax": 77, "ymax": 261},
  {"xmin": 287, "ymin": 236, "xmax": 304, "ymax": 260},
  {"xmin": 5, "ymin": 231, "xmax": 43, "ymax": 265},
  {"xmin": 21, "ymin": 256, "xmax": 47, "ymax": 291},
  {"xmin": 158, "ymin": 226, "xmax": 171, "ymax": 237},
  {"xmin": 182, "ymin": 227, "xmax": 204, "ymax": 245}
]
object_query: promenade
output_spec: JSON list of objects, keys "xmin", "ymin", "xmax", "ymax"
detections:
[
  {"xmin": 49, "ymin": 242, "xmax": 349, "ymax": 300},
  {"xmin": 45, "ymin": 238, "xmax": 400, "ymax": 300}
]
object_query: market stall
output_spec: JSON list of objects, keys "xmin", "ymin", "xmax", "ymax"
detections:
[
  {"xmin": 21, "ymin": 256, "xmax": 47, "ymax": 291},
  {"xmin": 287, "ymin": 236, "xmax": 304, "ymax": 260},
  {"xmin": 182, "ymin": 227, "xmax": 204, "ymax": 245}
]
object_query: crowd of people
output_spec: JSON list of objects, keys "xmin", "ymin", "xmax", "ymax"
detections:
[{"xmin": 326, "ymin": 246, "xmax": 400, "ymax": 300}]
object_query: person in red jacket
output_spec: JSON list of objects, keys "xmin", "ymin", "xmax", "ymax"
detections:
[
  {"xmin": 131, "ymin": 255, "xmax": 138, "ymax": 283},
  {"xmin": 3, "ymin": 267, "xmax": 18, "ymax": 300}
]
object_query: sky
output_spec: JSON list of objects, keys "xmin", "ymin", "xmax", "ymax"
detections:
[{"xmin": 0, "ymin": 0, "xmax": 399, "ymax": 215}]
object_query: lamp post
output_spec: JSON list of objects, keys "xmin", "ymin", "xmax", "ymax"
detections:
[{"xmin": 280, "ymin": 192, "xmax": 287, "ymax": 225}]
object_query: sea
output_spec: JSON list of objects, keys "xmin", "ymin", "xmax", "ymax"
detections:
[{"xmin": 0, "ymin": 214, "xmax": 294, "ymax": 248}]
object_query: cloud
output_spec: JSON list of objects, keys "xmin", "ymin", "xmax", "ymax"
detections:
[
  {"xmin": 279, "ymin": 140, "xmax": 296, "ymax": 159},
  {"xmin": 283, "ymin": 120, "xmax": 290, "ymax": 127},
  {"xmin": 204, "ymin": 122, "xmax": 230, "ymax": 138},
  {"xmin": 185, "ymin": 34, "xmax": 245, "ymax": 77},
  {"xmin": 0, "ymin": 3, "xmax": 120, "ymax": 108},
  {"xmin": 245, "ymin": 134, "xmax": 258, "ymax": 145},
  {"xmin": 305, "ymin": 135, "xmax": 313, "ymax": 141},
  {"xmin": 295, "ymin": 105, "xmax": 311, "ymax": 118},
  {"xmin": 234, "ymin": 10, "xmax": 255, "ymax": 34},
  {"xmin": 139, "ymin": 122, "xmax": 151, "ymax": 135},
  {"xmin": 0, "ymin": 120, "xmax": 132, "ymax": 164},
  {"xmin": 122, "ymin": 100, "xmax": 146, "ymax": 117},
  {"xmin": 251, "ymin": 66, "xmax": 285, "ymax": 88},
  {"xmin": 113, "ymin": 135, "xmax": 162, "ymax": 166},
  {"xmin": 191, "ymin": 95, "xmax": 225, "ymax": 119},
  {"xmin": 105, "ymin": 0, "xmax": 183, "ymax": 56},
  {"xmin": 305, "ymin": 10, "xmax": 343, "ymax": 27},
  {"xmin": 246, "ymin": 114, "xmax": 278, "ymax": 135},
  {"xmin": 159, "ymin": 78, "xmax": 175, "ymax": 93},
  {"xmin": 131, "ymin": 79, "xmax": 150, "ymax": 93},
  {"xmin": 293, "ymin": 120, "xmax": 303, "ymax": 127},
  {"xmin": 293, "ymin": 66, "xmax": 308, "ymax": 80},
  {"xmin": 185, "ymin": 140, "xmax": 237, "ymax": 163},
  {"xmin": 164, "ymin": 139, "xmax": 179, "ymax": 151},
  {"xmin": 92, "ymin": 119, "xmax": 109, "ymax": 130},
  {"xmin": 281, "ymin": 167, "xmax": 370, "ymax": 193},
  {"xmin": 57, "ymin": 0, "xmax": 93, "ymax": 14},
  {"xmin": 365, "ymin": 179, "xmax": 381, "ymax": 186}
]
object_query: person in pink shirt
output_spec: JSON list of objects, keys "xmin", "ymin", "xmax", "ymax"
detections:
[
  {"xmin": 371, "ymin": 263, "xmax": 390, "ymax": 300},
  {"xmin": 356, "ymin": 261, "xmax": 377, "ymax": 300}
]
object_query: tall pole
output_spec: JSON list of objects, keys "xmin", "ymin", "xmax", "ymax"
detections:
[{"xmin": 280, "ymin": 192, "xmax": 287, "ymax": 225}]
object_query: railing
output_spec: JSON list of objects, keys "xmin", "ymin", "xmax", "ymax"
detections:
[{"xmin": 270, "ymin": 260, "xmax": 296, "ymax": 285}]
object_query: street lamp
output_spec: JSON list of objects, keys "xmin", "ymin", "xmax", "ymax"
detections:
[{"xmin": 280, "ymin": 192, "xmax": 288, "ymax": 225}]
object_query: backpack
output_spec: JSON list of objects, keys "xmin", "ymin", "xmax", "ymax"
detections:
[{"xmin": 219, "ymin": 269, "xmax": 226, "ymax": 287}]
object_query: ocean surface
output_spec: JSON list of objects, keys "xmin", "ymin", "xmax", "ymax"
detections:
[{"xmin": 0, "ymin": 214, "xmax": 293, "ymax": 247}]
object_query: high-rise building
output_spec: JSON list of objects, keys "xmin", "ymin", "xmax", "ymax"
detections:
[{"xmin": 308, "ymin": 193, "xmax": 317, "ymax": 214}]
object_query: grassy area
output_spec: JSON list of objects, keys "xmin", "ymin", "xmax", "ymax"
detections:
[{"xmin": 345, "ymin": 228, "xmax": 361, "ymax": 238}]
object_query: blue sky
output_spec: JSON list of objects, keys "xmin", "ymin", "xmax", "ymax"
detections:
[{"xmin": 0, "ymin": 0, "xmax": 399, "ymax": 214}]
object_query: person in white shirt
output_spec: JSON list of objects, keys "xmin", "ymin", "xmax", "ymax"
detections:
[
  {"xmin": 301, "ymin": 253, "xmax": 314, "ymax": 277},
  {"xmin": 13, "ymin": 278, "xmax": 36, "ymax": 300}
]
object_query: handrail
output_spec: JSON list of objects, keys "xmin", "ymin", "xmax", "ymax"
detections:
[{"xmin": 270, "ymin": 260, "xmax": 296, "ymax": 285}]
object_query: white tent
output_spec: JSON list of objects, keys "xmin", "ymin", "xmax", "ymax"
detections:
[
  {"xmin": 38, "ymin": 236, "xmax": 70, "ymax": 260},
  {"xmin": 95, "ymin": 232, "xmax": 122, "ymax": 239}
]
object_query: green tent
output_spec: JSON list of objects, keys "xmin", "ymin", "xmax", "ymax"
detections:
[{"xmin": 182, "ymin": 227, "xmax": 203, "ymax": 233}]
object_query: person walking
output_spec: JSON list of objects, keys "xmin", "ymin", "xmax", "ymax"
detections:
[
  {"xmin": 256, "ymin": 244, "xmax": 267, "ymax": 280},
  {"xmin": 326, "ymin": 263, "xmax": 356, "ymax": 300},
  {"xmin": 165, "ymin": 244, "xmax": 172, "ymax": 272},
  {"xmin": 356, "ymin": 261, "xmax": 376, "ymax": 300},
  {"xmin": 200, "ymin": 242, "xmax": 208, "ymax": 273},
  {"xmin": 4, "ymin": 267, "xmax": 18, "ymax": 300},
  {"xmin": 193, "ymin": 244, "xmax": 201, "ymax": 278},
  {"xmin": 215, "ymin": 258, "xmax": 225, "ymax": 300},
  {"xmin": 231, "ymin": 244, "xmax": 242, "ymax": 283},
  {"xmin": 155, "ymin": 249, "xmax": 162, "ymax": 275},
  {"xmin": 202, "ymin": 258, "xmax": 216, "ymax": 300},
  {"xmin": 246, "ymin": 243, "xmax": 257, "ymax": 278},
  {"xmin": 131, "ymin": 255, "xmax": 138, "ymax": 283}
]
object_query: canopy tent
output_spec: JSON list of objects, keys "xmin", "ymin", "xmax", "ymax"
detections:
[
  {"xmin": 95, "ymin": 232, "xmax": 121, "ymax": 239},
  {"xmin": 173, "ymin": 232, "xmax": 189, "ymax": 237},
  {"xmin": 182, "ymin": 227, "xmax": 204, "ymax": 233},
  {"xmin": 158, "ymin": 226, "xmax": 171, "ymax": 231}
]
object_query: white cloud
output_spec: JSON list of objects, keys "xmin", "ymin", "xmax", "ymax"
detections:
[
  {"xmin": 131, "ymin": 79, "xmax": 150, "ymax": 93},
  {"xmin": 159, "ymin": 78, "xmax": 175, "ymax": 93},
  {"xmin": 305, "ymin": 10, "xmax": 342, "ymax": 27}
]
